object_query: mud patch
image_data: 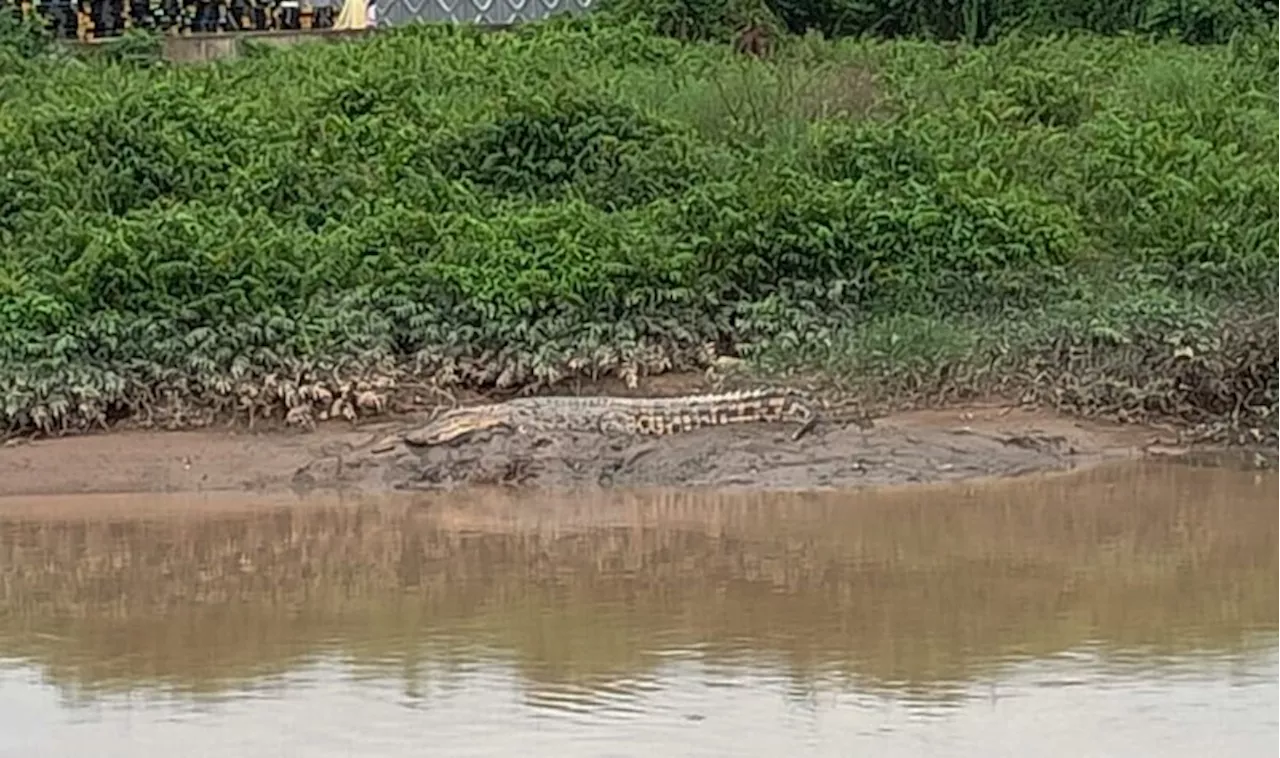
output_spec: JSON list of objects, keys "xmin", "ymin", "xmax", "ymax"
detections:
[
  {"xmin": 0, "ymin": 426, "xmax": 377, "ymax": 498},
  {"xmin": 1, "ymin": 405, "xmax": 1211, "ymax": 499},
  {"xmin": 292, "ymin": 407, "xmax": 1151, "ymax": 493}
]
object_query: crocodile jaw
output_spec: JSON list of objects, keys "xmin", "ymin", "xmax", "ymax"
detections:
[{"xmin": 404, "ymin": 410, "xmax": 510, "ymax": 447}]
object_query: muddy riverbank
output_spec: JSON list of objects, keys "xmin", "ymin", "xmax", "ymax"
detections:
[{"xmin": 0, "ymin": 400, "xmax": 1191, "ymax": 497}]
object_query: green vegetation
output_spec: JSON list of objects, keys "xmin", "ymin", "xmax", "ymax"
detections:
[
  {"xmin": 607, "ymin": 0, "xmax": 1278, "ymax": 45},
  {"xmin": 0, "ymin": 12, "xmax": 1275, "ymax": 440}
]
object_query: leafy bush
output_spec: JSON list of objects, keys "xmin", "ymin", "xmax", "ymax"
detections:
[
  {"xmin": 433, "ymin": 90, "xmax": 716, "ymax": 210},
  {"xmin": 0, "ymin": 19, "xmax": 1274, "ymax": 436},
  {"xmin": 611, "ymin": 0, "xmax": 1278, "ymax": 44},
  {"xmin": 0, "ymin": 10, "xmax": 52, "ymax": 61},
  {"xmin": 597, "ymin": 0, "xmax": 783, "ymax": 41}
]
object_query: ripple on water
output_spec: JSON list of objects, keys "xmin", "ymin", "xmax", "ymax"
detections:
[{"xmin": 0, "ymin": 461, "xmax": 1274, "ymax": 757}]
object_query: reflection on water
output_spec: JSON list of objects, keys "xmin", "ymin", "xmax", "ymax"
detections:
[{"xmin": 0, "ymin": 462, "xmax": 1275, "ymax": 757}]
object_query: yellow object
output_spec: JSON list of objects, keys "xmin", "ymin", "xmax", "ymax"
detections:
[
  {"xmin": 333, "ymin": 0, "xmax": 371, "ymax": 30},
  {"xmin": 75, "ymin": 10, "xmax": 92, "ymax": 41}
]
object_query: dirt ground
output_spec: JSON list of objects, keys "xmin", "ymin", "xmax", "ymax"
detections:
[{"xmin": 0, "ymin": 400, "xmax": 1185, "ymax": 498}]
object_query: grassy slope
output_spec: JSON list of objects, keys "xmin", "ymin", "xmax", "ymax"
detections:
[{"xmin": 0, "ymin": 19, "xmax": 1275, "ymax": 438}]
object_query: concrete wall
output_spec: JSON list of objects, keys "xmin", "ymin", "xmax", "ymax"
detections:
[{"xmin": 173, "ymin": 28, "xmax": 378, "ymax": 63}]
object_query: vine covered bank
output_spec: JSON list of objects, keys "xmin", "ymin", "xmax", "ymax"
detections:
[{"xmin": 0, "ymin": 15, "xmax": 1275, "ymax": 443}]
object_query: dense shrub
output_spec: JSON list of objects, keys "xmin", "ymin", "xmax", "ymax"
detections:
[
  {"xmin": 602, "ymin": 0, "xmax": 1277, "ymax": 44},
  {"xmin": 0, "ymin": 19, "xmax": 1274, "ymax": 436},
  {"xmin": 599, "ymin": 0, "xmax": 784, "ymax": 41},
  {"xmin": 433, "ymin": 90, "xmax": 716, "ymax": 210},
  {"xmin": 0, "ymin": 10, "xmax": 52, "ymax": 61}
]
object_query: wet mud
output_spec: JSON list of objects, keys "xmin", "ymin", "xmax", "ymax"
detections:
[
  {"xmin": 4, "ymin": 401, "xmax": 1253, "ymax": 499},
  {"xmin": 291, "ymin": 406, "xmax": 1154, "ymax": 493}
]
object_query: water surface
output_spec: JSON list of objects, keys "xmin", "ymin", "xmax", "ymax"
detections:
[{"xmin": 0, "ymin": 462, "xmax": 1275, "ymax": 757}]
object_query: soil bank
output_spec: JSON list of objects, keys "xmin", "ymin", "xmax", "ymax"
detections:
[{"xmin": 0, "ymin": 398, "xmax": 1197, "ymax": 498}]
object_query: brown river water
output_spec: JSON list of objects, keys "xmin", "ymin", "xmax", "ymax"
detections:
[{"xmin": 0, "ymin": 460, "xmax": 1275, "ymax": 757}]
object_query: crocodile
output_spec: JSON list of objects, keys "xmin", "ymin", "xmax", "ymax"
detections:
[{"xmin": 398, "ymin": 388, "xmax": 820, "ymax": 448}]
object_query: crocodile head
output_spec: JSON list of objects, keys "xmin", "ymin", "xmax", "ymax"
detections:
[{"xmin": 403, "ymin": 408, "xmax": 510, "ymax": 447}]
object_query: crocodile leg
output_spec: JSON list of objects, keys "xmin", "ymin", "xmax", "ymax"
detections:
[{"xmin": 792, "ymin": 416, "xmax": 818, "ymax": 441}]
